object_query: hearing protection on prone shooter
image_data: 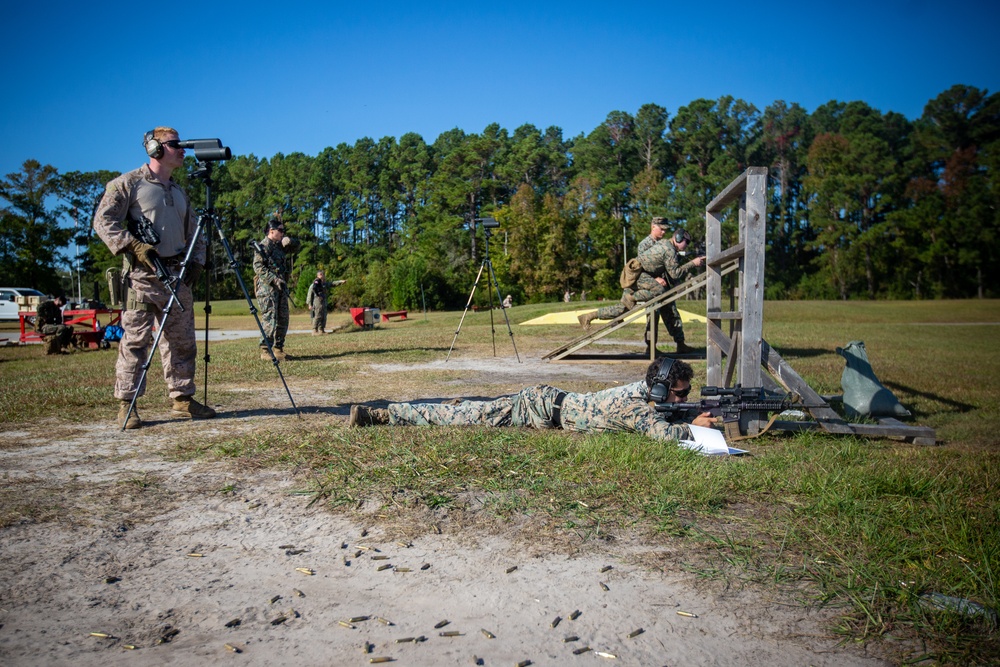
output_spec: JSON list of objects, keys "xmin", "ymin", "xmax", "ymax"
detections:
[
  {"xmin": 673, "ymin": 229, "xmax": 692, "ymax": 244},
  {"xmin": 647, "ymin": 358, "xmax": 676, "ymax": 403}
]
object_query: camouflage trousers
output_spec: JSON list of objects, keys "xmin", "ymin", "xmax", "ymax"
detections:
[
  {"xmin": 387, "ymin": 385, "xmax": 562, "ymax": 429},
  {"xmin": 41, "ymin": 323, "xmax": 73, "ymax": 351},
  {"xmin": 115, "ymin": 266, "xmax": 197, "ymax": 401},
  {"xmin": 595, "ymin": 273, "xmax": 684, "ymax": 344},
  {"xmin": 257, "ymin": 286, "xmax": 289, "ymax": 349},
  {"xmin": 310, "ymin": 302, "xmax": 327, "ymax": 332}
]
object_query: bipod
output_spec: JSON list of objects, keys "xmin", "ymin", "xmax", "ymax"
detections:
[{"xmin": 446, "ymin": 228, "xmax": 520, "ymax": 362}]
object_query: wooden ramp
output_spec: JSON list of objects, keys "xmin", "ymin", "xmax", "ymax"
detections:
[{"xmin": 543, "ymin": 261, "xmax": 738, "ymax": 362}]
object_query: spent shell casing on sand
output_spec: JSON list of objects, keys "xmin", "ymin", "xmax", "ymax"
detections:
[
  {"xmin": 89, "ymin": 632, "xmax": 112, "ymax": 638},
  {"xmin": 516, "ymin": 660, "xmax": 533, "ymax": 667},
  {"xmin": 338, "ymin": 621, "xmax": 357, "ymax": 629},
  {"xmin": 293, "ymin": 588, "xmax": 305, "ymax": 597},
  {"xmin": 395, "ymin": 637, "xmax": 414, "ymax": 643},
  {"xmin": 224, "ymin": 643, "xmax": 242, "ymax": 653},
  {"xmin": 439, "ymin": 631, "xmax": 462, "ymax": 637},
  {"xmin": 506, "ymin": 565, "xmax": 518, "ymax": 573},
  {"xmin": 364, "ymin": 641, "xmax": 374, "ymax": 653},
  {"xmin": 123, "ymin": 644, "xmax": 137, "ymax": 650},
  {"xmin": 420, "ymin": 563, "xmax": 431, "ymax": 570},
  {"xmin": 628, "ymin": 628, "xmax": 644, "ymax": 638},
  {"xmin": 562, "ymin": 635, "xmax": 579, "ymax": 643},
  {"xmin": 600, "ymin": 565, "xmax": 612, "ymax": 573},
  {"xmin": 372, "ymin": 555, "xmax": 389, "ymax": 560},
  {"xmin": 186, "ymin": 553, "xmax": 203, "ymax": 558},
  {"xmin": 376, "ymin": 617, "xmax": 393, "ymax": 625},
  {"xmin": 350, "ymin": 616, "xmax": 370, "ymax": 623},
  {"xmin": 480, "ymin": 629, "xmax": 496, "ymax": 639},
  {"xmin": 279, "ymin": 544, "xmax": 294, "ymax": 549},
  {"xmin": 394, "ymin": 567, "xmax": 411, "ymax": 572},
  {"xmin": 225, "ymin": 618, "xmax": 241, "ymax": 627},
  {"xmin": 377, "ymin": 564, "xmax": 392, "ymax": 571},
  {"xmin": 271, "ymin": 615, "xmax": 287, "ymax": 625},
  {"xmin": 676, "ymin": 611, "xmax": 698, "ymax": 618},
  {"xmin": 295, "ymin": 567, "xmax": 315, "ymax": 575},
  {"xmin": 434, "ymin": 620, "xmax": 450, "ymax": 629},
  {"xmin": 270, "ymin": 595, "xmax": 282, "ymax": 604},
  {"xmin": 572, "ymin": 646, "xmax": 592, "ymax": 654},
  {"xmin": 550, "ymin": 615, "xmax": 562, "ymax": 628},
  {"xmin": 599, "ymin": 582, "xmax": 609, "ymax": 591},
  {"xmin": 595, "ymin": 651, "xmax": 618, "ymax": 658},
  {"xmin": 369, "ymin": 658, "xmax": 393, "ymax": 664},
  {"xmin": 569, "ymin": 610, "xmax": 582, "ymax": 620}
]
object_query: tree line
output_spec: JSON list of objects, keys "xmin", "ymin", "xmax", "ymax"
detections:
[{"xmin": 2, "ymin": 84, "xmax": 997, "ymax": 310}]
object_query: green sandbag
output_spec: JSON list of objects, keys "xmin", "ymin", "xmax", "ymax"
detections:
[{"xmin": 836, "ymin": 340, "xmax": 911, "ymax": 419}]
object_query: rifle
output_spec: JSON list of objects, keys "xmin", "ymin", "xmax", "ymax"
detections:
[
  {"xmin": 251, "ymin": 240, "xmax": 290, "ymax": 297},
  {"xmin": 655, "ymin": 385, "xmax": 822, "ymax": 439},
  {"xmin": 127, "ymin": 213, "xmax": 184, "ymax": 311}
]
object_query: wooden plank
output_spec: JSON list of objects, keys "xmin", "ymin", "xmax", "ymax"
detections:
[
  {"xmin": 709, "ymin": 242, "xmax": 745, "ymax": 268},
  {"xmin": 740, "ymin": 170, "xmax": 767, "ymax": 389},
  {"xmin": 771, "ymin": 420, "xmax": 938, "ymax": 444}
]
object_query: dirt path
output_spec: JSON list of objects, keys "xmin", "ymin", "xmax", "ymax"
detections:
[{"xmin": 0, "ymin": 363, "xmax": 892, "ymax": 667}]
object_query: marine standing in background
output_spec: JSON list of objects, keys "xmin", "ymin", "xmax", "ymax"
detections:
[
  {"xmin": 578, "ymin": 223, "xmax": 704, "ymax": 355},
  {"xmin": 254, "ymin": 218, "xmax": 299, "ymax": 360},
  {"xmin": 307, "ymin": 270, "xmax": 328, "ymax": 335},
  {"xmin": 93, "ymin": 126, "xmax": 216, "ymax": 429},
  {"xmin": 35, "ymin": 293, "xmax": 73, "ymax": 355}
]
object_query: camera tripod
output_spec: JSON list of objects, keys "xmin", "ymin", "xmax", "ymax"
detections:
[
  {"xmin": 446, "ymin": 225, "xmax": 520, "ymax": 362},
  {"xmin": 121, "ymin": 160, "xmax": 299, "ymax": 430}
]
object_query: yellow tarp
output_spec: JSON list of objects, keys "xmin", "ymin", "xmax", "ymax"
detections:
[{"xmin": 520, "ymin": 308, "xmax": 705, "ymax": 326}]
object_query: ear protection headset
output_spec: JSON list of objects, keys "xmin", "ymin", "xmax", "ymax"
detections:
[
  {"xmin": 647, "ymin": 358, "xmax": 676, "ymax": 403},
  {"xmin": 673, "ymin": 229, "xmax": 692, "ymax": 244},
  {"xmin": 143, "ymin": 130, "xmax": 163, "ymax": 159}
]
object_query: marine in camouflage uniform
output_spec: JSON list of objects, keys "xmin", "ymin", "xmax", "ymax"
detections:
[
  {"xmin": 586, "ymin": 224, "xmax": 701, "ymax": 352},
  {"xmin": 94, "ymin": 127, "xmax": 215, "ymax": 428},
  {"xmin": 253, "ymin": 219, "xmax": 298, "ymax": 358},
  {"xmin": 306, "ymin": 270, "xmax": 328, "ymax": 334},
  {"xmin": 351, "ymin": 359, "xmax": 714, "ymax": 446},
  {"xmin": 35, "ymin": 295, "xmax": 73, "ymax": 355}
]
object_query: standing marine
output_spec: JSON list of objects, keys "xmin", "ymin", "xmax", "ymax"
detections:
[
  {"xmin": 93, "ymin": 126, "xmax": 216, "ymax": 429},
  {"xmin": 253, "ymin": 218, "xmax": 299, "ymax": 360},
  {"xmin": 307, "ymin": 270, "xmax": 328, "ymax": 335}
]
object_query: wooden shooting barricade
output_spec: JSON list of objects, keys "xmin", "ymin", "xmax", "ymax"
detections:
[{"xmin": 703, "ymin": 167, "xmax": 935, "ymax": 444}]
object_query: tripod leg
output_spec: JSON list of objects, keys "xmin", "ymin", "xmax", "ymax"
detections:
[
  {"xmin": 484, "ymin": 259, "xmax": 521, "ymax": 363},
  {"xmin": 446, "ymin": 262, "xmax": 486, "ymax": 362},
  {"xmin": 210, "ymin": 216, "xmax": 300, "ymax": 416}
]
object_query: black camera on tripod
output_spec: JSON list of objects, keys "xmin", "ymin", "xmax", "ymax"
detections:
[{"xmin": 178, "ymin": 138, "xmax": 232, "ymax": 162}]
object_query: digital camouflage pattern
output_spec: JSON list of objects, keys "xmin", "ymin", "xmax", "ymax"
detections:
[
  {"xmin": 596, "ymin": 239, "xmax": 689, "ymax": 343},
  {"xmin": 93, "ymin": 164, "xmax": 205, "ymax": 401},
  {"xmin": 387, "ymin": 381, "xmax": 693, "ymax": 442},
  {"xmin": 254, "ymin": 236, "xmax": 294, "ymax": 349}
]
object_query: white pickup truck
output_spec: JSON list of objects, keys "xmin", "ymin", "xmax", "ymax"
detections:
[{"xmin": 0, "ymin": 288, "xmax": 47, "ymax": 321}]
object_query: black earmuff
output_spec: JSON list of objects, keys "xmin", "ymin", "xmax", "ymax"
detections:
[
  {"xmin": 673, "ymin": 229, "xmax": 691, "ymax": 244},
  {"xmin": 143, "ymin": 130, "xmax": 163, "ymax": 159},
  {"xmin": 647, "ymin": 358, "xmax": 676, "ymax": 403}
]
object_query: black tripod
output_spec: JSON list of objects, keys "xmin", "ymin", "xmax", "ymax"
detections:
[
  {"xmin": 194, "ymin": 160, "xmax": 299, "ymax": 417},
  {"xmin": 447, "ymin": 223, "xmax": 520, "ymax": 362}
]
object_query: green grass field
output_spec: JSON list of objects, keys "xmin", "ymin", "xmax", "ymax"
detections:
[{"xmin": 2, "ymin": 299, "xmax": 998, "ymax": 664}]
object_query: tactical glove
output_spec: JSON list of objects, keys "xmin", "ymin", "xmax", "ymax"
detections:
[
  {"xmin": 184, "ymin": 262, "xmax": 203, "ymax": 287},
  {"xmin": 127, "ymin": 239, "xmax": 160, "ymax": 272}
]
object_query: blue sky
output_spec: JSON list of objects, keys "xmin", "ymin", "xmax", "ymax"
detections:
[{"xmin": 2, "ymin": 0, "xmax": 998, "ymax": 180}]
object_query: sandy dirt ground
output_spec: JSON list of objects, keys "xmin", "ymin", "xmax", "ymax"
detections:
[{"xmin": 0, "ymin": 352, "xmax": 893, "ymax": 667}]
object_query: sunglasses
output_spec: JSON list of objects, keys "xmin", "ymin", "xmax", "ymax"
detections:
[
  {"xmin": 670, "ymin": 385, "xmax": 692, "ymax": 398},
  {"xmin": 162, "ymin": 140, "xmax": 183, "ymax": 149}
]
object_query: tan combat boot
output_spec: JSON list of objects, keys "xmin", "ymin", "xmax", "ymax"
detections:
[
  {"xmin": 172, "ymin": 395, "xmax": 217, "ymax": 419},
  {"xmin": 117, "ymin": 400, "xmax": 142, "ymax": 429},
  {"xmin": 349, "ymin": 405, "xmax": 390, "ymax": 427},
  {"xmin": 45, "ymin": 337, "xmax": 60, "ymax": 355},
  {"xmin": 273, "ymin": 348, "xmax": 288, "ymax": 361},
  {"xmin": 577, "ymin": 311, "xmax": 598, "ymax": 331},
  {"xmin": 622, "ymin": 293, "xmax": 637, "ymax": 310},
  {"xmin": 261, "ymin": 347, "xmax": 273, "ymax": 361}
]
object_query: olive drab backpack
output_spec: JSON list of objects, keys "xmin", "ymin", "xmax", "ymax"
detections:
[{"xmin": 619, "ymin": 258, "xmax": 643, "ymax": 289}]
